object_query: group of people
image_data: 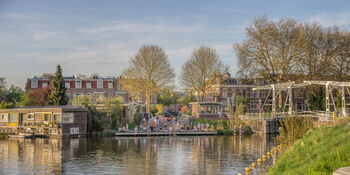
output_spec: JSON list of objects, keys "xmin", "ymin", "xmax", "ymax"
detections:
[
  {"xmin": 131, "ymin": 114, "xmax": 214, "ymax": 133},
  {"xmin": 137, "ymin": 115, "xmax": 191, "ymax": 133}
]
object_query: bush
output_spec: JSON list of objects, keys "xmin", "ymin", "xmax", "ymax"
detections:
[
  {"xmin": 278, "ymin": 114, "xmax": 313, "ymax": 145},
  {"xmin": 0, "ymin": 133, "xmax": 6, "ymax": 140}
]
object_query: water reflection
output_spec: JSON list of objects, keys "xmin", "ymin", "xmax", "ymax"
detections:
[{"xmin": 0, "ymin": 135, "xmax": 277, "ymax": 175}]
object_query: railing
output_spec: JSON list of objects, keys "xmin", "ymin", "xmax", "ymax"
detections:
[{"xmin": 240, "ymin": 111, "xmax": 334, "ymax": 121}]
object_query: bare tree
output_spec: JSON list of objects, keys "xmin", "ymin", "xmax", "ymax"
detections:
[
  {"xmin": 121, "ymin": 45, "xmax": 175, "ymax": 114},
  {"xmin": 234, "ymin": 16, "xmax": 301, "ymax": 83},
  {"xmin": 181, "ymin": 46, "xmax": 226, "ymax": 102},
  {"xmin": 234, "ymin": 16, "xmax": 302, "ymax": 109}
]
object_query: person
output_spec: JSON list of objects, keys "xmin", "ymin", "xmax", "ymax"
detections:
[
  {"xmin": 193, "ymin": 125, "xmax": 198, "ymax": 131},
  {"xmin": 134, "ymin": 126, "xmax": 138, "ymax": 133}
]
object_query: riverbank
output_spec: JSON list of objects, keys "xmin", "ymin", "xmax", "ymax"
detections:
[{"xmin": 268, "ymin": 125, "xmax": 350, "ymax": 175}]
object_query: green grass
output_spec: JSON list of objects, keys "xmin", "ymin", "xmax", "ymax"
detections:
[{"xmin": 269, "ymin": 126, "xmax": 350, "ymax": 175}]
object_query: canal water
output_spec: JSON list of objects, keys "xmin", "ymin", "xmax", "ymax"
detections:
[{"xmin": 0, "ymin": 135, "xmax": 277, "ymax": 175}]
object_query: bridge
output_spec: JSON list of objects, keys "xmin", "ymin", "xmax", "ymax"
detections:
[{"xmin": 238, "ymin": 81, "xmax": 350, "ymax": 133}]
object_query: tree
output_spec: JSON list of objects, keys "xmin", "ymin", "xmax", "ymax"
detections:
[
  {"xmin": 26, "ymin": 87, "xmax": 51, "ymax": 106},
  {"xmin": 48, "ymin": 64, "xmax": 68, "ymax": 105},
  {"xmin": 5, "ymin": 85, "xmax": 25, "ymax": 107},
  {"xmin": 234, "ymin": 16, "xmax": 302, "ymax": 109},
  {"xmin": 156, "ymin": 104, "xmax": 164, "ymax": 114},
  {"xmin": 151, "ymin": 105, "xmax": 158, "ymax": 115},
  {"xmin": 157, "ymin": 90, "xmax": 179, "ymax": 107},
  {"xmin": 72, "ymin": 95, "xmax": 93, "ymax": 107},
  {"xmin": 0, "ymin": 77, "xmax": 6, "ymax": 101},
  {"xmin": 307, "ymin": 87, "xmax": 325, "ymax": 111},
  {"xmin": 179, "ymin": 94, "xmax": 196, "ymax": 106},
  {"xmin": 181, "ymin": 46, "xmax": 226, "ymax": 102},
  {"xmin": 121, "ymin": 45, "xmax": 175, "ymax": 114}
]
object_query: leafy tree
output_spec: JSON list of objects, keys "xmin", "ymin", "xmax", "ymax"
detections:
[
  {"xmin": 0, "ymin": 101, "xmax": 14, "ymax": 109},
  {"xmin": 72, "ymin": 95, "xmax": 93, "ymax": 107},
  {"xmin": 5, "ymin": 85, "xmax": 25, "ymax": 107},
  {"xmin": 156, "ymin": 104, "xmax": 164, "ymax": 114},
  {"xmin": 0, "ymin": 77, "xmax": 6, "ymax": 101},
  {"xmin": 307, "ymin": 87, "xmax": 325, "ymax": 111},
  {"xmin": 48, "ymin": 64, "xmax": 68, "ymax": 105},
  {"xmin": 179, "ymin": 94, "xmax": 196, "ymax": 106},
  {"xmin": 151, "ymin": 105, "xmax": 158, "ymax": 115},
  {"xmin": 86, "ymin": 106, "xmax": 103, "ymax": 133},
  {"xmin": 157, "ymin": 90, "xmax": 179, "ymax": 107},
  {"xmin": 121, "ymin": 45, "xmax": 175, "ymax": 114},
  {"xmin": 26, "ymin": 87, "xmax": 51, "ymax": 106}
]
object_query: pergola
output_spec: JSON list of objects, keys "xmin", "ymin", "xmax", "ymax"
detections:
[{"xmin": 252, "ymin": 81, "xmax": 350, "ymax": 117}]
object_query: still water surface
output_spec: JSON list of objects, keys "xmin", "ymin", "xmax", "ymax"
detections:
[{"xmin": 0, "ymin": 135, "xmax": 277, "ymax": 175}]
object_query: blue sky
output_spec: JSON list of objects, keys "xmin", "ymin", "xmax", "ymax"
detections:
[{"xmin": 1, "ymin": 0, "xmax": 350, "ymax": 88}]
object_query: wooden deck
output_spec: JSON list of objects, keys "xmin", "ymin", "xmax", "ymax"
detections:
[{"xmin": 114, "ymin": 131, "xmax": 218, "ymax": 137}]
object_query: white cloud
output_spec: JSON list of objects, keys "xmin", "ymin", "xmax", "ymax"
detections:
[
  {"xmin": 32, "ymin": 31, "xmax": 62, "ymax": 40},
  {"xmin": 3, "ymin": 13, "xmax": 46, "ymax": 20},
  {"xmin": 309, "ymin": 12, "xmax": 350, "ymax": 27},
  {"xmin": 83, "ymin": 20, "xmax": 200, "ymax": 35}
]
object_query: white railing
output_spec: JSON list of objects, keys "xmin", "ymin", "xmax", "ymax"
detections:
[{"xmin": 240, "ymin": 111, "xmax": 334, "ymax": 121}]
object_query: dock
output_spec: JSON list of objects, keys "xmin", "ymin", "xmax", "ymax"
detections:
[{"xmin": 114, "ymin": 131, "xmax": 217, "ymax": 137}]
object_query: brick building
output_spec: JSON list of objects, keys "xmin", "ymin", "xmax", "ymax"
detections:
[
  {"xmin": 203, "ymin": 73, "xmax": 308, "ymax": 116},
  {"xmin": 25, "ymin": 76, "xmax": 157, "ymax": 107}
]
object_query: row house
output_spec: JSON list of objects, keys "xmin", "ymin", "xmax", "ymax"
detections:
[
  {"xmin": 205, "ymin": 73, "xmax": 308, "ymax": 115},
  {"xmin": 26, "ymin": 76, "xmax": 128, "ymax": 104},
  {"xmin": 25, "ymin": 76, "xmax": 157, "ymax": 107}
]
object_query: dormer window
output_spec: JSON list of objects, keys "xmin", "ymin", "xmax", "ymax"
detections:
[
  {"xmin": 75, "ymin": 80, "xmax": 82, "ymax": 88},
  {"xmin": 31, "ymin": 79, "xmax": 38, "ymax": 88},
  {"xmin": 97, "ymin": 80, "xmax": 103, "ymax": 88},
  {"xmin": 65, "ymin": 82, "xmax": 70, "ymax": 88}
]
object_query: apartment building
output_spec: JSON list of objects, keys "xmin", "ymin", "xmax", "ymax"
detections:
[{"xmin": 25, "ymin": 76, "xmax": 158, "ymax": 106}]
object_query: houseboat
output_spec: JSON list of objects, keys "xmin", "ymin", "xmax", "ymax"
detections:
[{"xmin": 0, "ymin": 106, "xmax": 87, "ymax": 138}]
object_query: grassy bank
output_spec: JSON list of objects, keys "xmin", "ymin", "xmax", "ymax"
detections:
[{"xmin": 269, "ymin": 125, "xmax": 350, "ymax": 175}]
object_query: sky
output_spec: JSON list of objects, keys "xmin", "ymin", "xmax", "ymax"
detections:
[{"xmin": 1, "ymin": 0, "xmax": 350, "ymax": 88}]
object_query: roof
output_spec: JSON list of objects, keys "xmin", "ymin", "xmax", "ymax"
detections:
[{"xmin": 0, "ymin": 106, "xmax": 88, "ymax": 112}]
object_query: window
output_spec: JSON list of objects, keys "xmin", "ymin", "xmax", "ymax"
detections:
[
  {"xmin": 62, "ymin": 113, "xmax": 74, "ymax": 123},
  {"xmin": 97, "ymin": 80, "xmax": 103, "ymax": 88},
  {"xmin": 65, "ymin": 82, "xmax": 70, "ymax": 88},
  {"xmin": 27, "ymin": 113, "xmax": 34, "ymax": 120},
  {"xmin": 75, "ymin": 80, "xmax": 82, "ymax": 88},
  {"xmin": 9, "ymin": 113, "xmax": 17, "ymax": 123},
  {"xmin": 108, "ymin": 82, "xmax": 113, "ymax": 89},
  {"xmin": 86, "ymin": 82, "xmax": 92, "ymax": 89},
  {"xmin": 52, "ymin": 114, "xmax": 61, "ymax": 122},
  {"xmin": 0, "ymin": 113, "xmax": 8, "ymax": 122},
  {"xmin": 31, "ymin": 79, "xmax": 38, "ymax": 88},
  {"xmin": 42, "ymin": 82, "xmax": 48, "ymax": 88},
  {"xmin": 223, "ymin": 92, "xmax": 228, "ymax": 98},
  {"xmin": 74, "ymin": 93, "xmax": 81, "ymax": 99},
  {"xmin": 43, "ymin": 113, "xmax": 52, "ymax": 121},
  {"xmin": 70, "ymin": 127, "xmax": 79, "ymax": 135}
]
